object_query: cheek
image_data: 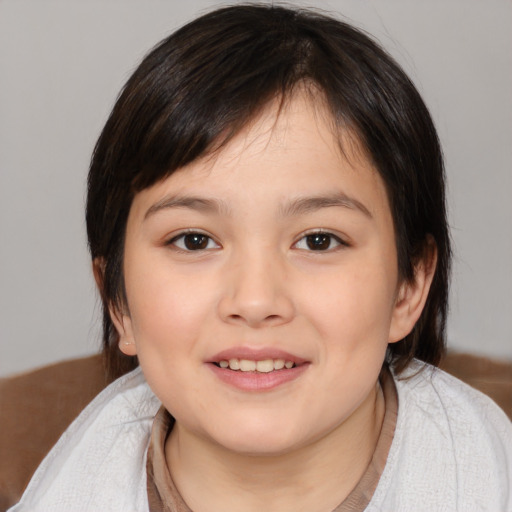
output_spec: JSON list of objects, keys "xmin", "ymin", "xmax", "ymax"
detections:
[
  {"xmin": 123, "ymin": 256, "xmax": 218, "ymax": 357},
  {"xmin": 301, "ymin": 259, "xmax": 397, "ymax": 352}
]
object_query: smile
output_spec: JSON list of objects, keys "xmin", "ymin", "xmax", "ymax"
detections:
[
  {"xmin": 208, "ymin": 350, "xmax": 308, "ymax": 391},
  {"xmin": 207, "ymin": 348, "xmax": 308, "ymax": 391},
  {"xmin": 217, "ymin": 358, "xmax": 296, "ymax": 373}
]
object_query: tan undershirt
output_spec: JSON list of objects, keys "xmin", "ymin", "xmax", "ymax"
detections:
[{"xmin": 146, "ymin": 366, "xmax": 398, "ymax": 512}]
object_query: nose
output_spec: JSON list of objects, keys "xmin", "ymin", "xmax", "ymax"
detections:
[{"xmin": 217, "ymin": 249, "xmax": 295, "ymax": 328}]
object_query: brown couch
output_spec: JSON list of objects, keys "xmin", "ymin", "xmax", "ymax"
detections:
[{"xmin": 1, "ymin": 352, "xmax": 511, "ymax": 511}]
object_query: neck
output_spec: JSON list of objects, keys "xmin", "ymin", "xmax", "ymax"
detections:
[{"xmin": 165, "ymin": 381, "xmax": 385, "ymax": 512}]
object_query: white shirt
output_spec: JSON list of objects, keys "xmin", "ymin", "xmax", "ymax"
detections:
[{"xmin": 9, "ymin": 362, "xmax": 512, "ymax": 511}]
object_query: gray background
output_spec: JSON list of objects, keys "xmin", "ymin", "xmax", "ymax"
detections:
[{"xmin": 1, "ymin": 0, "xmax": 511, "ymax": 377}]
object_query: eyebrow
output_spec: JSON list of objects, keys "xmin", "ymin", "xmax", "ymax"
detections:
[
  {"xmin": 144, "ymin": 192, "xmax": 372, "ymax": 220},
  {"xmin": 279, "ymin": 193, "xmax": 373, "ymax": 219},
  {"xmin": 144, "ymin": 195, "xmax": 231, "ymax": 220}
]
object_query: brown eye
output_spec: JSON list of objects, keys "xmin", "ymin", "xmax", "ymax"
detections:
[
  {"xmin": 184, "ymin": 234, "xmax": 208, "ymax": 250},
  {"xmin": 306, "ymin": 233, "xmax": 332, "ymax": 250},
  {"xmin": 294, "ymin": 232, "xmax": 344, "ymax": 251},
  {"xmin": 170, "ymin": 232, "xmax": 219, "ymax": 251}
]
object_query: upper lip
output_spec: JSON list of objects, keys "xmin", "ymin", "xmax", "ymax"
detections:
[{"xmin": 208, "ymin": 347, "xmax": 308, "ymax": 365}]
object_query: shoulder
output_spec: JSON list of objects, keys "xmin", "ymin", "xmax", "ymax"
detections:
[
  {"xmin": 369, "ymin": 361, "xmax": 512, "ymax": 511},
  {"xmin": 396, "ymin": 361, "xmax": 511, "ymax": 446},
  {"xmin": 9, "ymin": 368, "xmax": 160, "ymax": 512}
]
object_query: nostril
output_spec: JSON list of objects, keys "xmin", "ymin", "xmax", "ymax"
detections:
[{"xmin": 219, "ymin": 294, "xmax": 295, "ymax": 327}]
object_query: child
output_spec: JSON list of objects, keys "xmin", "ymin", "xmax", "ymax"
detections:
[{"xmin": 10, "ymin": 4, "xmax": 511, "ymax": 511}]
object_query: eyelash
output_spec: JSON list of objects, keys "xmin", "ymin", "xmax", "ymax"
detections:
[
  {"xmin": 166, "ymin": 231, "xmax": 220, "ymax": 252},
  {"xmin": 166, "ymin": 229, "xmax": 349, "ymax": 253},
  {"xmin": 293, "ymin": 231, "xmax": 349, "ymax": 252}
]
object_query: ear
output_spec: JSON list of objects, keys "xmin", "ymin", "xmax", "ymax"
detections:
[
  {"xmin": 92, "ymin": 258, "xmax": 137, "ymax": 357},
  {"xmin": 389, "ymin": 237, "xmax": 437, "ymax": 343},
  {"xmin": 109, "ymin": 304, "xmax": 138, "ymax": 357}
]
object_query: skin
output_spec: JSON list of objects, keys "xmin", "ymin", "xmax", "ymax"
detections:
[{"xmin": 111, "ymin": 91, "xmax": 435, "ymax": 511}]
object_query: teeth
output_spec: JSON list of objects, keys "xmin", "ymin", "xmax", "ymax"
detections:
[
  {"xmin": 239, "ymin": 359, "xmax": 256, "ymax": 372},
  {"xmin": 256, "ymin": 359, "xmax": 274, "ymax": 373},
  {"xmin": 220, "ymin": 358, "xmax": 295, "ymax": 372},
  {"xmin": 228, "ymin": 358, "xmax": 240, "ymax": 370},
  {"xmin": 273, "ymin": 359, "xmax": 285, "ymax": 370}
]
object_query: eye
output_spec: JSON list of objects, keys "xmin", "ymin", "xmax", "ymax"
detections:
[
  {"xmin": 168, "ymin": 232, "xmax": 220, "ymax": 251},
  {"xmin": 294, "ymin": 232, "xmax": 346, "ymax": 251}
]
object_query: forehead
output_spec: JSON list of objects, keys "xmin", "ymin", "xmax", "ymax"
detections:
[{"xmin": 129, "ymin": 91, "xmax": 391, "ymax": 225}]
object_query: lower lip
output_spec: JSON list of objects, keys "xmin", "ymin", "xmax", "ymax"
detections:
[{"xmin": 208, "ymin": 363, "xmax": 309, "ymax": 392}]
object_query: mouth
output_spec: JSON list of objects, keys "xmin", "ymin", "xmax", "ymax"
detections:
[{"xmin": 207, "ymin": 349, "xmax": 308, "ymax": 391}]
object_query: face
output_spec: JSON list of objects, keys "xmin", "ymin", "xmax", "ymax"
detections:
[{"xmin": 114, "ymin": 92, "xmax": 419, "ymax": 456}]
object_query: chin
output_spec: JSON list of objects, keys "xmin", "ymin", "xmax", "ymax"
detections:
[{"xmin": 205, "ymin": 416, "xmax": 311, "ymax": 457}]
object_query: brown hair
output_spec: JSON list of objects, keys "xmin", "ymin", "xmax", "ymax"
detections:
[{"xmin": 86, "ymin": 4, "xmax": 451, "ymax": 380}]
